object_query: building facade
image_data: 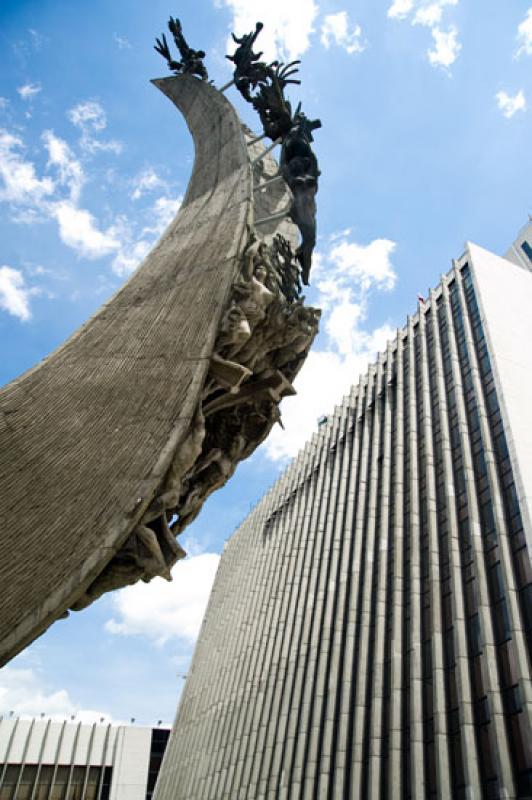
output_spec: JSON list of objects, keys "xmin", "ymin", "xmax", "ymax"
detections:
[
  {"xmin": 0, "ymin": 718, "xmax": 169, "ymax": 799},
  {"xmin": 504, "ymin": 220, "xmax": 532, "ymax": 273},
  {"xmin": 155, "ymin": 232, "xmax": 532, "ymax": 799}
]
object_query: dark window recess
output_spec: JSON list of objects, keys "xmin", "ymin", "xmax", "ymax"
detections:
[
  {"xmin": 502, "ymin": 683, "xmax": 523, "ymax": 715},
  {"xmin": 521, "ymin": 240, "xmax": 532, "ymax": 263},
  {"xmin": 146, "ymin": 728, "xmax": 171, "ymax": 799},
  {"xmin": 475, "ymin": 695, "xmax": 491, "ymax": 726},
  {"xmin": 444, "ymin": 628, "xmax": 455, "ymax": 668},
  {"xmin": 488, "ymin": 562, "xmax": 505, "ymax": 602},
  {"xmin": 0, "ymin": 764, "xmax": 112, "ymax": 800},
  {"xmin": 449, "ymin": 707, "xmax": 460, "ymax": 734},
  {"xmin": 101, "ymin": 766, "xmax": 113, "ymax": 800},
  {"xmin": 521, "ymin": 584, "xmax": 532, "ymax": 631},
  {"xmin": 484, "ymin": 777, "xmax": 502, "ymax": 800},
  {"xmin": 493, "ymin": 597, "xmax": 512, "ymax": 644},
  {"xmin": 504, "ymin": 482, "xmax": 520, "ymax": 519},
  {"xmin": 467, "ymin": 613, "xmax": 483, "ymax": 656}
]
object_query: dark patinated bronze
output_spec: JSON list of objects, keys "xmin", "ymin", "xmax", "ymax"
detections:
[
  {"xmin": 280, "ymin": 108, "xmax": 322, "ymax": 285},
  {"xmin": 225, "ymin": 21, "xmax": 321, "ymax": 284},
  {"xmin": 154, "ymin": 17, "xmax": 208, "ymax": 80}
]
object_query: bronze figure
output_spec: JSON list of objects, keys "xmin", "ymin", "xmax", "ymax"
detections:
[{"xmin": 154, "ymin": 16, "xmax": 208, "ymax": 80}]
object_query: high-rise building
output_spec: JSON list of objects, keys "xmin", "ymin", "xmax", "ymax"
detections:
[
  {"xmin": 155, "ymin": 228, "xmax": 532, "ymax": 800},
  {"xmin": 0, "ymin": 718, "xmax": 170, "ymax": 799},
  {"xmin": 504, "ymin": 220, "xmax": 532, "ymax": 273}
]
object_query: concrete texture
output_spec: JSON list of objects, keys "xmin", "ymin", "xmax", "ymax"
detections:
[{"xmin": 0, "ymin": 75, "xmax": 253, "ymax": 664}]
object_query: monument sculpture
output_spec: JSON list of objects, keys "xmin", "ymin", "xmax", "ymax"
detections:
[
  {"xmin": 225, "ymin": 22, "xmax": 321, "ymax": 285},
  {"xmin": 0, "ymin": 19, "xmax": 321, "ymax": 665},
  {"xmin": 154, "ymin": 16, "xmax": 209, "ymax": 80}
]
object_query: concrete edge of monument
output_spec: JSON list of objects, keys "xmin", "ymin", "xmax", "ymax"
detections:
[
  {"xmin": 0, "ymin": 64, "xmax": 321, "ymax": 665},
  {"xmin": 153, "ymin": 222, "xmax": 532, "ymax": 799}
]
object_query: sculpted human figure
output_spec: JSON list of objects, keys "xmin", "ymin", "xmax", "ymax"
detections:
[
  {"xmin": 154, "ymin": 17, "xmax": 208, "ymax": 80},
  {"xmin": 235, "ymin": 263, "xmax": 275, "ymax": 332},
  {"xmin": 71, "ymin": 516, "xmax": 185, "ymax": 611},
  {"xmin": 176, "ymin": 418, "xmax": 248, "ymax": 531},
  {"xmin": 205, "ymin": 305, "xmax": 252, "ymax": 396},
  {"xmin": 243, "ymin": 234, "xmax": 271, "ymax": 281},
  {"xmin": 291, "ymin": 186, "xmax": 317, "ymax": 286},
  {"xmin": 253, "ymin": 263, "xmax": 274, "ymax": 304},
  {"xmin": 217, "ymin": 304, "xmax": 252, "ymax": 351},
  {"xmin": 273, "ymin": 306, "xmax": 321, "ymax": 369},
  {"xmin": 279, "ymin": 108, "xmax": 322, "ymax": 285},
  {"xmin": 234, "ymin": 308, "xmax": 276, "ymax": 371},
  {"xmin": 256, "ymin": 242, "xmax": 283, "ymax": 292},
  {"xmin": 143, "ymin": 407, "xmax": 206, "ymax": 517},
  {"xmin": 226, "ymin": 22, "xmax": 270, "ymax": 102}
]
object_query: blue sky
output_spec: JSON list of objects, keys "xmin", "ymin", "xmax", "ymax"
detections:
[{"xmin": 0, "ymin": 0, "xmax": 530, "ymax": 725}]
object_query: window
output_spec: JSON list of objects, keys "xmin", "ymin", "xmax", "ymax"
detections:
[
  {"xmin": 493, "ymin": 597, "xmax": 512, "ymax": 644},
  {"xmin": 444, "ymin": 628, "xmax": 455, "ymax": 668},
  {"xmin": 475, "ymin": 696, "xmax": 491, "ymax": 725},
  {"xmin": 146, "ymin": 728, "xmax": 171, "ymax": 798},
  {"xmin": 521, "ymin": 240, "xmax": 532, "ymax": 264},
  {"xmin": 521, "ymin": 584, "xmax": 532, "ymax": 631},
  {"xmin": 489, "ymin": 562, "xmax": 505, "ymax": 601},
  {"xmin": 502, "ymin": 684, "xmax": 523, "ymax": 715},
  {"xmin": 468, "ymin": 613, "xmax": 483, "ymax": 656}
]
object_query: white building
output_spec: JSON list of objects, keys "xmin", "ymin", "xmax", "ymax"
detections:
[
  {"xmin": 504, "ymin": 218, "xmax": 532, "ymax": 272},
  {"xmin": 155, "ymin": 222, "xmax": 532, "ymax": 799},
  {"xmin": 0, "ymin": 717, "xmax": 170, "ymax": 800}
]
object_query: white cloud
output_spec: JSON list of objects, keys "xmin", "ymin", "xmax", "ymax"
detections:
[
  {"xmin": 387, "ymin": 0, "xmax": 461, "ymax": 70},
  {"xmin": 0, "ymin": 266, "xmax": 33, "ymax": 320},
  {"xmin": 414, "ymin": 4, "xmax": 443, "ymax": 26},
  {"xmin": 266, "ymin": 324, "xmax": 395, "ymax": 460},
  {"xmin": 388, "ymin": 0, "xmax": 414, "ymax": 19},
  {"xmin": 141, "ymin": 195, "xmax": 182, "ymax": 237},
  {"xmin": 412, "ymin": 0, "xmax": 457, "ymax": 27},
  {"xmin": 0, "ymin": 129, "xmax": 55, "ymax": 205},
  {"xmin": 17, "ymin": 82, "xmax": 42, "ymax": 101},
  {"xmin": 106, "ymin": 553, "xmax": 220, "ymax": 645},
  {"xmin": 68, "ymin": 100, "xmax": 107, "ymax": 131},
  {"xmin": 28, "ymin": 28, "xmax": 46, "ymax": 51},
  {"xmin": 114, "ymin": 33, "xmax": 132, "ymax": 50},
  {"xmin": 0, "ymin": 667, "xmax": 113, "ymax": 723},
  {"xmin": 131, "ymin": 168, "xmax": 166, "ymax": 200},
  {"xmin": 325, "ymin": 238, "xmax": 397, "ymax": 292},
  {"xmin": 495, "ymin": 89, "xmax": 527, "ymax": 119},
  {"xmin": 0, "ymin": 97, "xmax": 9, "ymax": 110},
  {"xmin": 112, "ymin": 238, "xmax": 152, "ymax": 276},
  {"xmin": 221, "ymin": 0, "xmax": 319, "ymax": 61},
  {"xmin": 0, "ymin": 124, "xmax": 125, "ymax": 261},
  {"xmin": 516, "ymin": 8, "xmax": 532, "ymax": 57},
  {"xmin": 264, "ymin": 231, "xmax": 398, "ymax": 461},
  {"xmin": 111, "ymin": 194, "xmax": 182, "ymax": 275},
  {"xmin": 68, "ymin": 100, "xmax": 122, "ymax": 155},
  {"xmin": 326, "ymin": 299, "xmax": 365, "ymax": 355},
  {"xmin": 50, "ymin": 201, "xmax": 120, "ymax": 260},
  {"xmin": 42, "ymin": 130, "xmax": 84, "ymax": 202},
  {"xmin": 428, "ymin": 25, "xmax": 461, "ymax": 68},
  {"xmin": 0, "ymin": 122, "xmax": 181, "ymax": 272},
  {"xmin": 320, "ymin": 12, "xmax": 366, "ymax": 55},
  {"xmin": 85, "ymin": 138, "xmax": 122, "ymax": 156}
]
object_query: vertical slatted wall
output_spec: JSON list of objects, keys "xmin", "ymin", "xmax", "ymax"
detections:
[{"xmin": 155, "ymin": 261, "xmax": 532, "ymax": 800}]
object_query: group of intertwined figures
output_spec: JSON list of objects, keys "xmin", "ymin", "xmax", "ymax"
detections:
[{"xmin": 155, "ymin": 18, "xmax": 321, "ymax": 286}]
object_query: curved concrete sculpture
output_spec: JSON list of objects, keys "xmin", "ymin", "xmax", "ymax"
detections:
[{"xmin": 0, "ymin": 75, "xmax": 319, "ymax": 666}]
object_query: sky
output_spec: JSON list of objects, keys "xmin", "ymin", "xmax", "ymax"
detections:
[{"xmin": 0, "ymin": 0, "xmax": 531, "ymax": 727}]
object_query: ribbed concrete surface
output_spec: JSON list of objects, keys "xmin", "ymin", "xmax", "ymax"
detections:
[
  {"xmin": 155, "ymin": 253, "xmax": 532, "ymax": 799},
  {"xmin": 0, "ymin": 75, "xmax": 252, "ymax": 665}
]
